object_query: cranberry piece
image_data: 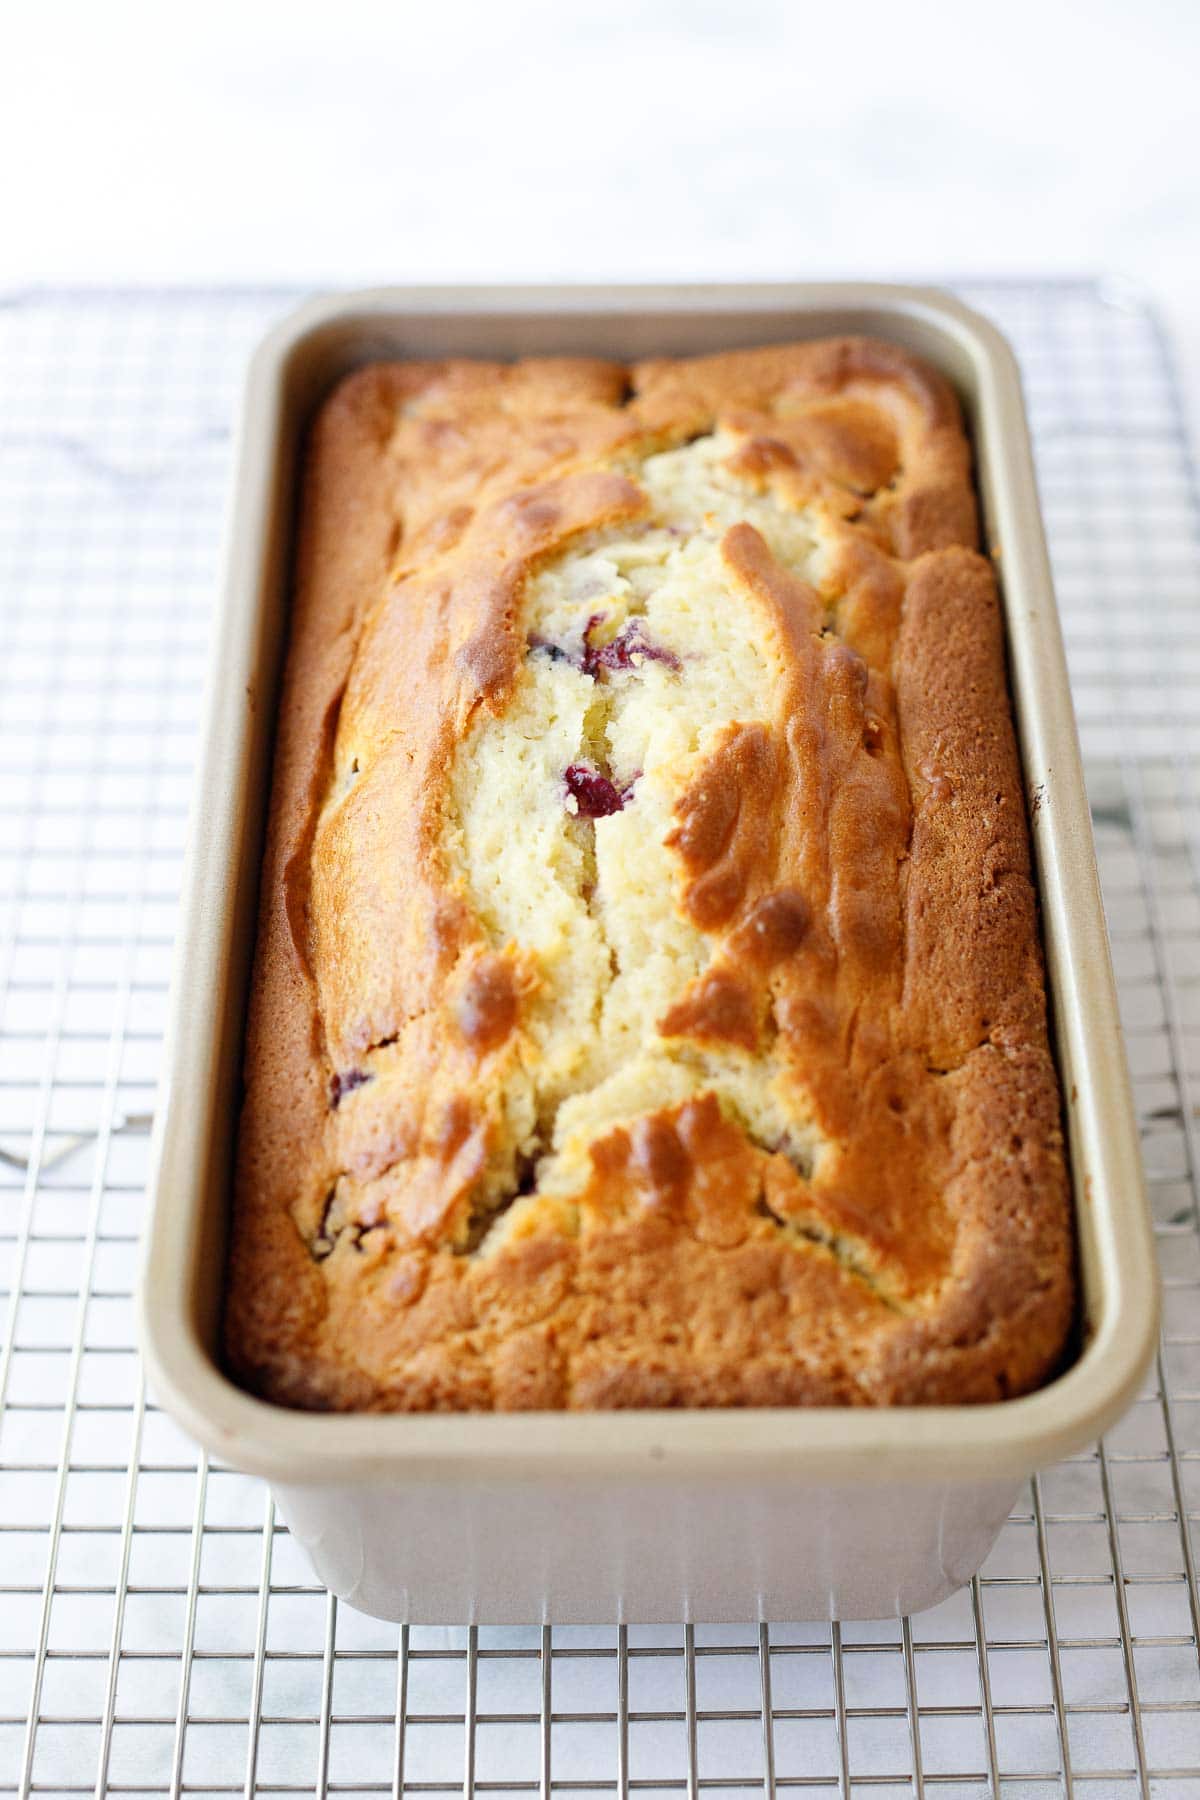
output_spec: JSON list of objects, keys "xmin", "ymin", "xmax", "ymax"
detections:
[
  {"xmin": 565, "ymin": 763, "xmax": 631, "ymax": 818},
  {"xmin": 528, "ymin": 634, "xmax": 577, "ymax": 667},
  {"xmin": 581, "ymin": 613, "xmax": 681, "ymax": 679},
  {"xmin": 329, "ymin": 1067, "xmax": 372, "ymax": 1108},
  {"xmin": 528, "ymin": 617, "xmax": 681, "ymax": 680}
]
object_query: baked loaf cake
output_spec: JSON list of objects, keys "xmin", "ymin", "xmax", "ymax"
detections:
[{"xmin": 226, "ymin": 338, "xmax": 1074, "ymax": 1411}]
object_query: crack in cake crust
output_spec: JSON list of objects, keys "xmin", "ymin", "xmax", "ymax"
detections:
[
  {"xmin": 439, "ymin": 434, "xmax": 829, "ymax": 1248},
  {"xmin": 225, "ymin": 340, "xmax": 1075, "ymax": 1412}
]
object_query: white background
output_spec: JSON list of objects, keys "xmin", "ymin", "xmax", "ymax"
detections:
[{"xmin": 1, "ymin": 0, "xmax": 1197, "ymax": 414}]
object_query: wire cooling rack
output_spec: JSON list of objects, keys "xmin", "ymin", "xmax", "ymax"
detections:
[{"xmin": 0, "ymin": 281, "xmax": 1198, "ymax": 1798}]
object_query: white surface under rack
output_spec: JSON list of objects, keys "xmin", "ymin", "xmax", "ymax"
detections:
[{"xmin": 0, "ymin": 280, "xmax": 1198, "ymax": 1795}]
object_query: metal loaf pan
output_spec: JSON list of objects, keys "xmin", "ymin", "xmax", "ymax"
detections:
[{"xmin": 139, "ymin": 284, "xmax": 1159, "ymax": 1624}]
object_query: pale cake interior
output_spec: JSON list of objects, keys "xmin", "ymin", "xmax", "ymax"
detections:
[{"xmin": 441, "ymin": 435, "xmax": 830, "ymax": 1245}]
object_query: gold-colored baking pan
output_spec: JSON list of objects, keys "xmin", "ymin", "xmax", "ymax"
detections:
[{"xmin": 139, "ymin": 285, "xmax": 1158, "ymax": 1623}]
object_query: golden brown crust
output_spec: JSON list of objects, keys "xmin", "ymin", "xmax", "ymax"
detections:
[{"xmin": 225, "ymin": 340, "xmax": 1074, "ymax": 1411}]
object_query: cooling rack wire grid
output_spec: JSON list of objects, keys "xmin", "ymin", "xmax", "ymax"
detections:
[{"xmin": 0, "ymin": 281, "xmax": 1198, "ymax": 1797}]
